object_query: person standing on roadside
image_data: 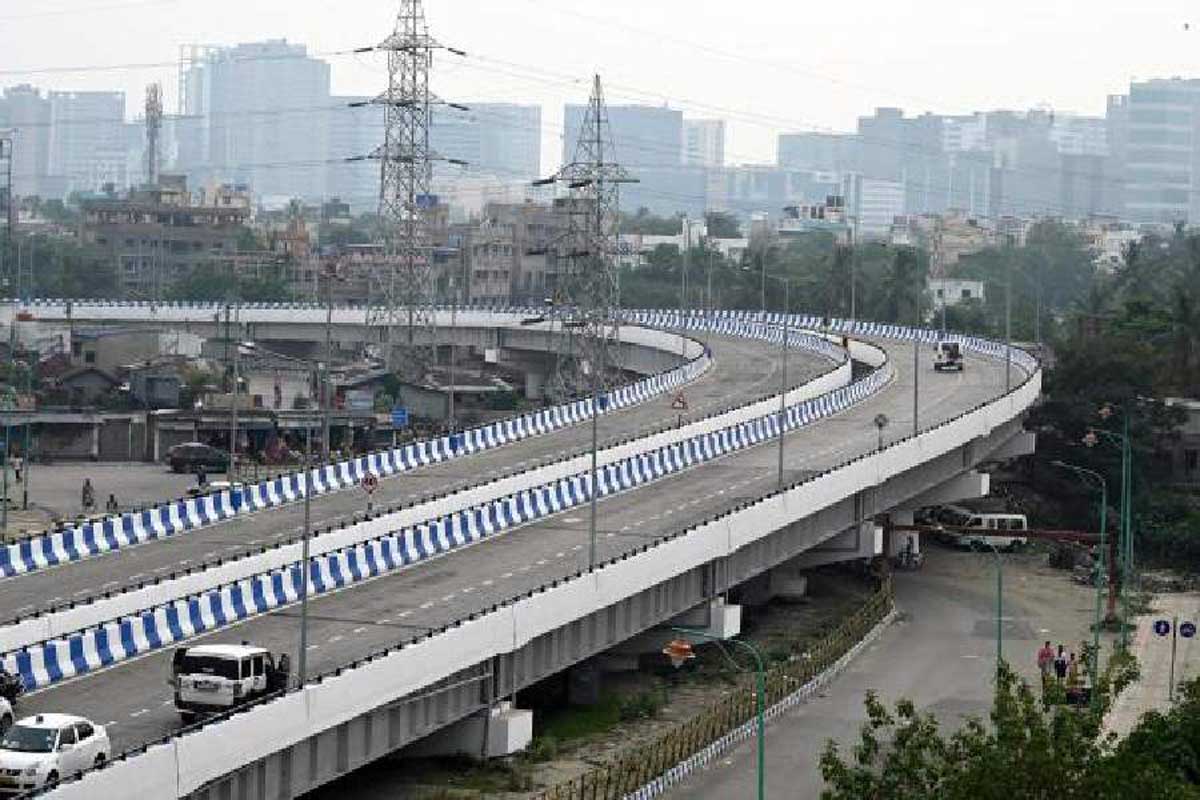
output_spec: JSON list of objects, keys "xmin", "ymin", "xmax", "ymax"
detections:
[
  {"xmin": 1054, "ymin": 644, "xmax": 1069, "ymax": 683},
  {"xmin": 11, "ymin": 454, "xmax": 22, "ymax": 483},
  {"xmin": 1037, "ymin": 641, "xmax": 1055, "ymax": 686},
  {"xmin": 81, "ymin": 478, "xmax": 95, "ymax": 513}
]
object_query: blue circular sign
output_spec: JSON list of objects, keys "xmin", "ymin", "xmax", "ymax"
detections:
[
  {"xmin": 1181, "ymin": 622, "xmax": 1197, "ymax": 639},
  {"xmin": 1154, "ymin": 619, "xmax": 1172, "ymax": 637}
]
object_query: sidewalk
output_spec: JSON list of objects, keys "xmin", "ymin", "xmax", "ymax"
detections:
[{"xmin": 1104, "ymin": 592, "xmax": 1200, "ymax": 739}]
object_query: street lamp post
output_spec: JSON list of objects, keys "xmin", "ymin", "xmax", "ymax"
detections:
[
  {"xmin": 666, "ymin": 629, "xmax": 766, "ymax": 800},
  {"xmin": 987, "ymin": 542, "xmax": 1003, "ymax": 683},
  {"xmin": 777, "ymin": 278, "xmax": 790, "ymax": 491},
  {"xmin": 1085, "ymin": 410, "xmax": 1132, "ymax": 650},
  {"xmin": 297, "ymin": 412, "xmax": 314, "ymax": 686},
  {"xmin": 1052, "ymin": 460, "xmax": 1107, "ymax": 704}
]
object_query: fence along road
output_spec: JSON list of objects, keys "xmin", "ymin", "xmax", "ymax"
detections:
[
  {"xmin": 0, "ymin": 332, "xmax": 830, "ymax": 620},
  {"xmin": 17, "ymin": 336, "xmax": 1018, "ymax": 757}
]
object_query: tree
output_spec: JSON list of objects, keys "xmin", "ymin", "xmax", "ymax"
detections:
[
  {"xmin": 821, "ymin": 664, "xmax": 1199, "ymax": 800},
  {"xmin": 704, "ymin": 211, "xmax": 741, "ymax": 239}
]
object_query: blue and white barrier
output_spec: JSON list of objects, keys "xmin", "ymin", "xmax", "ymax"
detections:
[
  {"xmin": 1, "ymin": 351, "xmax": 886, "ymax": 692},
  {"xmin": 0, "ymin": 324, "xmax": 715, "ymax": 580},
  {"xmin": 37, "ymin": 330, "xmax": 1040, "ymax": 800}
]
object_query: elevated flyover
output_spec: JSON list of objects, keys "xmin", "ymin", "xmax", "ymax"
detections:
[{"xmin": 21, "ymin": 310, "xmax": 1039, "ymax": 800}]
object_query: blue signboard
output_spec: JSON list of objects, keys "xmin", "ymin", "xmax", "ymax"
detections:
[
  {"xmin": 391, "ymin": 408, "xmax": 409, "ymax": 428},
  {"xmin": 1181, "ymin": 621, "xmax": 1197, "ymax": 639},
  {"xmin": 1154, "ymin": 619, "xmax": 1172, "ymax": 637}
]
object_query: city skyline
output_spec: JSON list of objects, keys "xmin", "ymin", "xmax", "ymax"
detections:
[{"xmin": 3, "ymin": 0, "xmax": 1200, "ymax": 172}]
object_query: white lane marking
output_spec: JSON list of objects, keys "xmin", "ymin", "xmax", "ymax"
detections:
[
  {"xmin": 481, "ymin": 579, "xmax": 494, "ymax": 587},
  {"xmin": 307, "ymin": 644, "xmax": 319, "ymax": 651},
  {"xmin": 501, "ymin": 572, "xmax": 514, "ymax": 579},
  {"xmin": 555, "ymin": 552, "xmax": 565, "ymax": 559},
  {"xmin": 352, "ymin": 626, "xmax": 367, "ymax": 634},
  {"xmin": 396, "ymin": 611, "xmax": 412, "ymax": 618},
  {"xmin": 329, "ymin": 635, "xmax": 343, "ymax": 643},
  {"xmin": 420, "ymin": 601, "xmax": 434, "ymax": 610},
  {"xmin": 440, "ymin": 594, "xmax": 456, "ymax": 602},
  {"xmin": 130, "ymin": 708, "xmax": 149, "ymax": 718}
]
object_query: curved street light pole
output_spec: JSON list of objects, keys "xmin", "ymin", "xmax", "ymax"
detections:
[
  {"xmin": 1086, "ymin": 415, "xmax": 1132, "ymax": 650},
  {"xmin": 670, "ymin": 627, "xmax": 766, "ymax": 800}
]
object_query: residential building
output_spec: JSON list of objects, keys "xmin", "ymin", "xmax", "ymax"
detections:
[
  {"xmin": 928, "ymin": 278, "xmax": 985, "ymax": 307},
  {"xmin": 682, "ymin": 119, "xmax": 725, "ymax": 168},
  {"xmin": 179, "ymin": 40, "xmax": 331, "ymax": 201},
  {"xmin": 46, "ymin": 90, "xmax": 127, "ymax": 196},
  {"xmin": 78, "ymin": 175, "xmax": 255, "ymax": 298},
  {"xmin": 1121, "ymin": 78, "xmax": 1200, "ymax": 224}
]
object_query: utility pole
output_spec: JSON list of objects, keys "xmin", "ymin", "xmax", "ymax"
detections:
[
  {"xmin": 227, "ymin": 305, "xmax": 239, "ymax": 484},
  {"xmin": 913, "ymin": 260, "xmax": 921, "ymax": 438},
  {"xmin": 777, "ymin": 278, "xmax": 789, "ymax": 490},
  {"xmin": 1005, "ymin": 233, "xmax": 1013, "ymax": 392},
  {"xmin": 680, "ymin": 217, "xmax": 690, "ymax": 358}
]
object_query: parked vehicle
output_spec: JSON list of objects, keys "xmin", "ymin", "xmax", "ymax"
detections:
[
  {"xmin": 165, "ymin": 442, "xmax": 229, "ymax": 474},
  {"xmin": 955, "ymin": 513, "xmax": 1029, "ymax": 551},
  {"xmin": 171, "ymin": 644, "xmax": 290, "ymax": 721},
  {"xmin": 0, "ymin": 714, "xmax": 109, "ymax": 795},
  {"xmin": 933, "ymin": 341, "xmax": 964, "ymax": 372}
]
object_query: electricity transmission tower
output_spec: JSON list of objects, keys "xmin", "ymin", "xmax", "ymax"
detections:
[
  {"xmin": 144, "ymin": 84, "xmax": 164, "ymax": 186},
  {"xmin": 362, "ymin": 0, "xmax": 466, "ymax": 379},
  {"xmin": 535, "ymin": 75, "xmax": 636, "ymax": 400}
]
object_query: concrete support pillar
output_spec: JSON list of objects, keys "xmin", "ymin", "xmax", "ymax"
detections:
[
  {"xmin": 608, "ymin": 598, "xmax": 743, "ymax": 659},
  {"xmin": 888, "ymin": 508, "xmax": 918, "ymax": 559},
  {"xmin": 404, "ymin": 701, "xmax": 533, "ymax": 760},
  {"xmin": 524, "ymin": 368, "xmax": 547, "ymax": 401}
]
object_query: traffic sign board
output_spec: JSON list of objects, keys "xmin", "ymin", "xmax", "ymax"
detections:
[
  {"xmin": 1154, "ymin": 619, "xmax": 1172, "ymax": 637},
  {"xmin": 361, "ymin": 473, "xmax": 379, "ymax": 494},
  {"xmin": 671, "ymin": 393, "xmax": 688, "ymax": 411},
  {"xmin": 391, "ymin": 408, "xmax": 409, "ymax": 428},
  {"xmin": 1181, "ymin": 622, "xmax": 1197, "ymax": 639}
]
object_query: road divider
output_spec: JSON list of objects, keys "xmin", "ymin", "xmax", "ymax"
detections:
[{"xmin": 0, "ymin": 343, "xmax": 885, "ymax": 691}]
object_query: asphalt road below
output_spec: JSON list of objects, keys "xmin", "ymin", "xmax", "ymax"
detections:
[
  {"xmin": 0, "ymin": 332, "xmax": 826, "ymax": 619},
  {"xmin": 18, "ymin": 341, "xmax": 1019, "ymax": 755},
  {"xmin": 664, "ymin": 545, "xmax": 1110, "ymax": 800}
]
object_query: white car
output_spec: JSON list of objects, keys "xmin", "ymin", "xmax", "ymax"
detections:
[{"xmin": 0, "ymin": 714, "xmax": 110, "ymax": 795}]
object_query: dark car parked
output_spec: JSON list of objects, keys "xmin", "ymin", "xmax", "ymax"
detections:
[{"xmin": 165, "ymin": 442, "xmax": 229, "ymax": 474}]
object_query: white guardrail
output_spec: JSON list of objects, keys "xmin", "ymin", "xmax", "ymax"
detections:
[
  {"xmin": 0, "ymin": 315, "xmax": 715, "ymax": 578},
  {"xmin": 0, "ymin": 323, "xmax": 859, "ymax": 685},
  {"xmin": 36, "ymin": 318, "xmax": 1039, "ymax": 800}
]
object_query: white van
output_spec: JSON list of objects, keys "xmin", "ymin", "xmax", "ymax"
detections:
[
  {"xmin": 933, "ymin": 341, "xmax": 964, "ymax": 372},
  {"xmin": 171, "ymin": 644, "xmax": 290, "ymax": 721},
  {"xmin": 957, "ymin": 513, "xmax": 1028, "ymax": 551}
]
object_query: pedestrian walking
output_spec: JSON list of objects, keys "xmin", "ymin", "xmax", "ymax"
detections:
[
  {"xmin": 1036, "ymin": 640, "xmax": 1055, "ymax": 686},
  {"xmin": 1067, "ymin": 652, "xmax": 1081, "ymax": 689},
  {"xmin": 81, "ymin": 478, "xmax": 95, "ymax": 513},
  {"xmin": 11, "ymin": 455, "xmax": 22, "ymax": 483},
  {"xmin": 105, "ymin": 494, "xmax": 119, "ymax": 514},
  {"xmin": 1054, "ymin": 644, "xmax": 1068, "ymax": 683}
]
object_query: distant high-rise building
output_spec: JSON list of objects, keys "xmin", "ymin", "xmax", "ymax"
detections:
[
  {"xmin": 179, "ymin": 40, "xmax": 331, "ymax": 201},
  {"xmin": 682, "ymin": 119, "xmax": 725, "ymax": 167},
  {"xmin": 562, "ymin": 103, "xmax": 690, "ymax": 215},
  {"xmin": 776, "ymin": 132, "xmax": 859, "ymax": 173},
  {"xmin": 46, "ymin": 91, "xmax": 127, "ymax": 196},
  {"xmin": 0, "ymin": 85, "xmax": 52, "ymax": 198},
  {"xmin": 431, "ymin": 103, "xmax": 541, "ymax": 182},
  {"xmin": 326, "ymin": 97, "xmax": 383, "ymax": 214},
  {"xmin": 843, "ymin": 173, "xmax": 905, "ymax": 239},
  {"xmin": 1122, "ymin": 78, "xmax": 1200, "ymax": 224}
]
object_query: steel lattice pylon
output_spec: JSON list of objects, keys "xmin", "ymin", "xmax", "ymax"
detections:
[
  {"xmin": 545, "ymin": 75, "xmax": 636, "ymax": 401},
  {"xmin": 370, "ymin": 0, "xmax": 439, "ymax": 379}
]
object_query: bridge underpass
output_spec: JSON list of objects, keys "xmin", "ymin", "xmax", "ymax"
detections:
[{"xmin": 24, "ymin": 333, "xmax": 1037, "ymax": 800}]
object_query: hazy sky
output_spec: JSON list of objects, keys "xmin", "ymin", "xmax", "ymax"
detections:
[{"xmin": 3, "ymin": 0, "xmax": 1200, "ymax": 172}]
